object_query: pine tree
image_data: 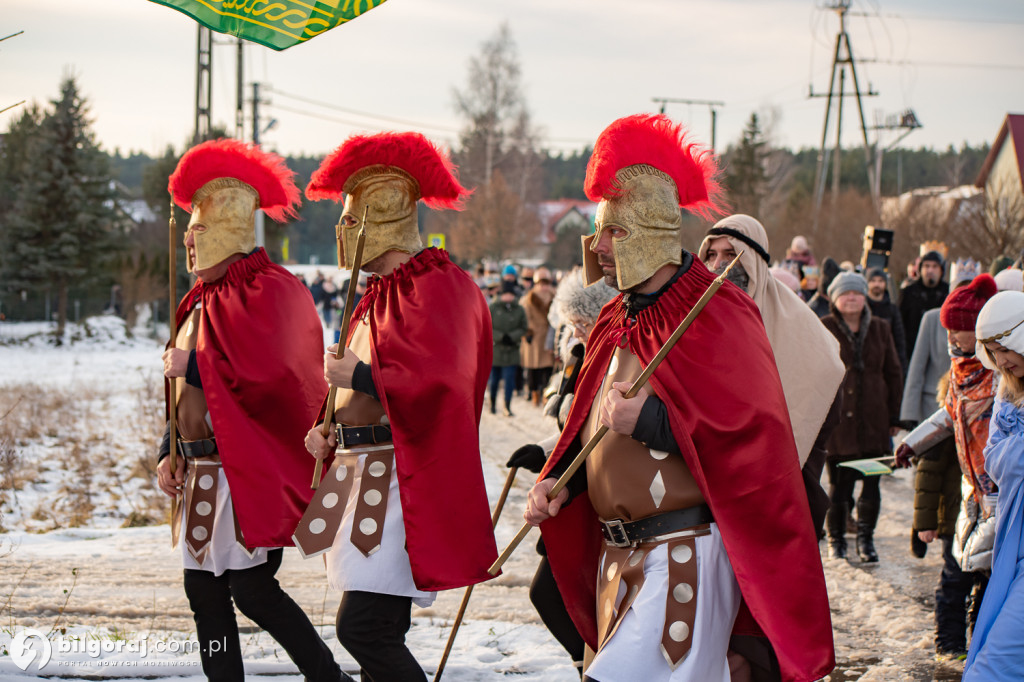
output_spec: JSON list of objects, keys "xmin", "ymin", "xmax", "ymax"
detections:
[
  {"xmin": 1, "ymin": 76, "xmax": 124, "ymax": 343},
  {"xmin": 724, "ymin": 113, "xmax": 769, "ymax": 216}
]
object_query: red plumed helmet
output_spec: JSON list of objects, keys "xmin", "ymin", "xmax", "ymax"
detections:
[
  {"xmin": 305, "ymin": 131, "xmax": 470, "ymax": 210},
  {"xmin": 168, "ymin": 139, "xmax": 300, "ymax": 222},
  {"xmin": 584, "ymin": 113, "xmax": 723, "ymax": 220}
]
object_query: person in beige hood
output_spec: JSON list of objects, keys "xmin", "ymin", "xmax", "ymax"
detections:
[
  {"xmin": 698, "ymin": 214, "xmax": 846, "ymax": 531},
  {"xmin": 521, "ymin": 267, "xmax": 557, "ymax": 406}
]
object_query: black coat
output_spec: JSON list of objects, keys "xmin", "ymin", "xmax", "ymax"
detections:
[
  {"xmin": 899, "ymin": 279, "xmax": 948, "ymax": 355},
  {"xmin": 867, "ymin": 294, "xmax": 907, "ymax": 375}
]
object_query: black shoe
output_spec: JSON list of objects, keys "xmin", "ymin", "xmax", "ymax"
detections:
[
  {"xmin": 911, "ymin": 529, "xmax": 928, "ymax": 558},
  {"xmin": 827, "ymin": 537, "xmax": 847, "ymax": 560},
  {"xmin": 504, "ymin": 405, "xmax": 514, "ymax": 417}
]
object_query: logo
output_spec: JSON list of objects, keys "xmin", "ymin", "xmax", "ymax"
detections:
[{"xmin": 10, "ymin": 628, "xmax": 52, "ymax": 671}]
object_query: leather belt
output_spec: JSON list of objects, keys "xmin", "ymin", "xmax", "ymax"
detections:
[
  {"xmin": 601, "ymin": 504, "xmax": 714, "ymax": 548},
  {"xmin": 336, "ymin": 424, "xmax": 392, "ymax": 448},
  {"xmin": 178, "ymin": 437, "xmax": 217, "ymax": 458}
]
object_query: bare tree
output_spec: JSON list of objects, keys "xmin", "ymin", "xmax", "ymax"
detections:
[{"xmin": 447, "ymin": 170, "xmax": 537, "ymax": 263}]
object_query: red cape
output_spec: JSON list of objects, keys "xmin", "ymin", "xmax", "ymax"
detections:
[
  {"xmin": 347, "ymin": 248, "xmax": 498, "ymax": 591},
  {"xmin": 539, "ymin": 258, "xmax": 834, "ymax": 682},
  {"xmin": 170, "ymin": 248, "xmax": 327, "ymax": 548}
]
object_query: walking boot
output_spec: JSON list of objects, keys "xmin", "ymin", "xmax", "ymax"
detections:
[
  {"xmin": 532, "ymin": 390, "xmax": 541, "ymax": 406},
  {"xmin": 825, "ymin": 500, "xmax": 848, "ymax": 560},
  {"xmin": 489, "ymin": 394, "xmax": 497, "ymax": 415},
  {"xmin": 504, "ymin": 400, "xmax": 514, "ymax": 417},
  {"xmin": 856, "ymin": 498, "xmax": 880, "ymax": 563}
]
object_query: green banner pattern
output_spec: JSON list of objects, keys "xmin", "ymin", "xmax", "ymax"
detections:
[{"xmin": 150, "ymin": 0, "xmax": 388, "ymax": 51}]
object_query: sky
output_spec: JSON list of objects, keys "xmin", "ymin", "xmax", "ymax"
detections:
[{"xmin": 3, "ymin": 0, "xmax": 1024, "ymax": 161}]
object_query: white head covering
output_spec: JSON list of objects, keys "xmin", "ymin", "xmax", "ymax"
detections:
[
  {"xmin": 975, "ymin": 290, "xmax": 1024, "ymax": 371},
  {"xmin": 698, "ymin": 215, "xmax": 845, "ymax": 465},
  {"xmin": 994, "ymin": 267, "xmax": 1024, "ymax": 292}
]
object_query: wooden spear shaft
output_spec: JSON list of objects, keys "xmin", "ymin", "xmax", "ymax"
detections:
[
  {"xmin": 311, "ymin": 212, "xmax": 367, "ymax": 490},
  {"xmin": 168, "ymin": 198, "xmax": 180, "ymax": 528},
  {"xmin": 487, "ymin": 252, "xmax": 744, "ymax": 575},
  {"xmin": 434, "ymin": 466, "xmax": 519, "ymax": 682}
]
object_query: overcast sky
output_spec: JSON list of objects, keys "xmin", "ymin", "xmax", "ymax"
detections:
[{"xmin": 4, "ymin": 0, "xmax": 1023, "ymax": 160}]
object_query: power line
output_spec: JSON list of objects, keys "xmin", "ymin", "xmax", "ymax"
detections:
[
  {"xmin": 859, "ymin": 58, "xmax": 1024, "ymax": 71},
  {"xmin": 848, "ymin": 11, "xmax": 1024, "ymax": 25},
  {"xmin": 264, "ymin": 86, "xmax": 460, "ymax": 134}
]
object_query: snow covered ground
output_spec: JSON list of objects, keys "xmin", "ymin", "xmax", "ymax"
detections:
[{"xmin": 0, "ymin": 316, "xmax": 968, "ymax": 680}]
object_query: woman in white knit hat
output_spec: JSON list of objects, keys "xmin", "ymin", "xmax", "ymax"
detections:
[{"xmin": 964, "ymin": 290, "xmax": 1024, "ymax": 679}]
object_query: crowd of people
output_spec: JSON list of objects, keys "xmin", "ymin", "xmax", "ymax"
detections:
[{"xmin": 156, "ymin": 116, "xmax": 1023, "ymax": 681}]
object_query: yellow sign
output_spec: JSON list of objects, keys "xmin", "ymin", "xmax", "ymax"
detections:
[{"xmin": 427, "ymin": 233, "xmax": 446, "ymax": 250}]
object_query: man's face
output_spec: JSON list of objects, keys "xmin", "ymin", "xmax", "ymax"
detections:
[
  {"xmin": 920, "ymin": 261, "xmax": 942, "ymax": 286},
  {"xmin": 592, "ymin": 224, "xmax": 630, "ymax": 290},
  {"xmin": 703, "ymin": 237, "xmax": 737, "ymax": 272},
  {"xmin": 867, "ymin": 275, "xmax": 887, "ymax": 300}
]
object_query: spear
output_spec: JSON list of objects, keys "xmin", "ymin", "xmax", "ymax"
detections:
[
  {"xmin": 487, "ymin": 252, "xmax": 744, "ymax": 575},
  {"xmin": 168, "ymin": 198, "xmax": 180, "ymax": 537},
  {"xmin": 312, "ymin": 210, "xmax": 367, "ymax": 490},
  {"xmin": 433, "ymin": 466, "xmax": 519, "ymax": 681}
]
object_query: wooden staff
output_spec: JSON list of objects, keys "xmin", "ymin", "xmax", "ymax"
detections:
[
  {"xmin": 168, "ymin": 198, "xmax": 180, "ymax": 533},
  {"xmin": 487, "ymin": 252, "xmax": 744, "ymax": 575},
  {"xmin": 434, "ymin": 466, "xmax": 519, "ymax": 682},
  {"xmin": 311, "ymin": 211, "xmax": 367, "ymax": 490}
]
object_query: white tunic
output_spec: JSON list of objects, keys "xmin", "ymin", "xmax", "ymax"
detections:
[
  {"xmin": 181, "ymin": 468, "xmax": 268, "ymax": 576},
  {"xmin": 586, "ymin": 525, "xmax": 740, "ymax": 682},
  {"xmin": 324, "ymin": 450, "xmax": 435, "ymax": 608}
]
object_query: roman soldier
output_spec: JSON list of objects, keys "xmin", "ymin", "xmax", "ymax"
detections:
[
  {"xmin": 293, "ymin": 131, "xmax": 497, "ymax": 681},
  {"xmin": 157, "ymin": 139, "xmax": 342, "ymax": 681},
  {"xmin": 524, "ymin": 114, "xmax": 834, "ymax": 681}
]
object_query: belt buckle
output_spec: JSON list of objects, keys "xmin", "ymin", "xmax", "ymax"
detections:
[
  {"xmin": 176, "ymin": 439, "xmax": 188, "ymax": 458},
  {"xmin": 336, "ymin": 425, "xmax": 347, "ymax": 450},
  {"xmin": 604, "ymin": 519, "xmax": 631, "ymax": 548}
]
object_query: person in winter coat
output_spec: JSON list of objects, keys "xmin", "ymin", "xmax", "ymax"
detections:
[
  {"xmin": 808, "ymin": 257, "xmax": 843, "ymax": 318},
  {"xmin": 822, "ymin": 271, "xmax": 903, "ymax": 563},
  {"xmin": 866, "ymin": 267, "xmax": 908, "ymax": 375},
  {"xmin": 963, "ymin": 290, "xmax": 1024, "ymax": 680},
  {"xmin": 491, "ymin": 280, "xmax": 529, "ymax": 416},
  {"xmin": 900, "ymin": 250, "xmax": 949, "ymax": 354},
  {"xmin": 897, "ymin": 274, "xmax": 1000, "ymax": 657},
  {"xmin": 520, "ymin": 267, "xmax": 557, "ymax": 407}
]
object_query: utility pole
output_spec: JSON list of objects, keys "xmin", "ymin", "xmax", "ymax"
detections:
[
  {"xmin": 871, "ymin": 109, "xmax": 921, "ymax": 207},
  {"xmin": 651, "ymin": 97, "xmax": 725, "ymax": 152},
  {"xmin": 193, "ymin": 26, "xmax": 213, "ymax": 144},
  {"xmin": 235, "ymin": 38, "xmax": 245, "ymax": 140},
  {"xmin": 251, "ymin": 81, "xmax": 265, "ymax": 247},
  {"xmin": 809, "ymin": 0, "xmax": 877, "ymax": 231}
]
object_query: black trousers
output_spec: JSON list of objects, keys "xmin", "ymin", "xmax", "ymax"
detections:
[
  {"xmin": 183, "ymin": 549, "xmax": 341, "ymax": 682},
  {"xmin": 335, "ymin": 590, "xmax": 426, "ymax": 682},
  {"xmin": 531, "ymin": 557, "xmax": 585, "ymax": 669},
  {"xmin": 826, "ymin": 458, "xmax": 881, "ymax": 505},
  {"xmin": 934, "ymin": 534, "xmax": 975, "ymax": 653}
]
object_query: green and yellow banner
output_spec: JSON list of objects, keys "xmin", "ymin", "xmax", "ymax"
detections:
[{"xmin": 149, "ymin": 0, "xmax": 389, "ymax": 51}]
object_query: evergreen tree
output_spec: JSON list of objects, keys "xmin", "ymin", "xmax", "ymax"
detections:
[
  {"xmin": 723, "ymin": 113, "xmax": 769, "ymax": 216},
  {"xmin": 0, "ymin": 76, "xmax": 124, "ymax": 342}
]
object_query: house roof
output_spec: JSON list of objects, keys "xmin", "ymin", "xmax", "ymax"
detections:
[
  {"xmin": 535, "ymin": 199, "xmax": 599, "ymax": 244},
  {"xmin": 975, "ymin": 113, "xmax": 1024, "ymax": 191}
]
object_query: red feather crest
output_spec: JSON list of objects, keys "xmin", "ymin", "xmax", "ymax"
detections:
[
  {"xmin": 305, "ymin": 131, "xmax": 470, "ymax": 210},
  {"xmin": 584, "ymin": 113, "xmax": 724, "ymax": 220},
  {"xmin": 168, "ymin": 139, "xmax": 300, "ymax": 223}
]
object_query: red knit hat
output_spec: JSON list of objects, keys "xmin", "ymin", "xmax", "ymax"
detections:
[{"xmin": 940, "ymin": 274, "xmax": 998, "ymax": 331}]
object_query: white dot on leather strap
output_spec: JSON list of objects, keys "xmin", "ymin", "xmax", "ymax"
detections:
[
  {"xmin": 321, "ymin": 492, "xmax": 339, "ymax": 509},
  {"xmin": 198, "ymin": 474, "xmax": 214, "ymax": 490},
  {"xmin": 308, "ymin": 518, "xmax": 326, "ymax": 535},
  {"xmin": 359, "ymin": 518, "xmax": 377, "ymax": 535},
  {"xmin": 364, "ymin": 489, "xmax": 382, "ymax": 506},
  {"xmin": 628, "ymin": 551, "xmax": 645, "ymax": 567},
  {"xmin": 673, "ymin": 583, "xmax": 694, "ymax": 604},
  {"xmin": 194, "ymin": 501, "xmax": 212, "ymax": 517},
  {"xmin": 669, "ymin": 621, "xmax": 690, "ymax": 642},
  {"xmin": 606, "ymin": 561, "xmax": 619, "ymax": 581},
  {"xmin": 367, "ymin": 461, "xmax": 387, "ymax": 477},
  {"xmin": 649, "ymin": 449, "xmax": 669, "ymax": 460},
  {"xmin": 603, "ymin": 599, "xmax": 613, "ymax": 618},
  {"xmin": 191, "ymin": 526, "xmax": 208, "ymax": 541},
  {"xmin": 335, "ymin": 465, "xmax": 347, "ymax": 482},
  {"xmin": 671, "ymin": 544, "xmax": 693, "ymax": 563}
]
